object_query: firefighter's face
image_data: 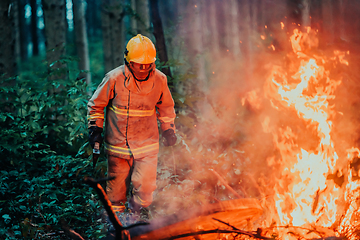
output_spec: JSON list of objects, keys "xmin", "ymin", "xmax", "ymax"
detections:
[{"xmin": 130, "ymin": 62, "xmax": 154, "ymax": 80}]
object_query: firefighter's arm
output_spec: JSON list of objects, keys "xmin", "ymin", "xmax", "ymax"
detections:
[
  {"xmin": 87, "ymin": 74, "xmax": 115, "ymax": 129},
  {"xmin": 156, "ymin": 78, "xmax": 176, "ymax": 132},
  {"xmin": 156, "ymin": 76, "xmax": 176, "ymax": 146}
]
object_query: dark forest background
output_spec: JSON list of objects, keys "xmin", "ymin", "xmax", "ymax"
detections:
[{"xmin": 1, "ymin": 0, "xmax": 360, "ymax": 239}]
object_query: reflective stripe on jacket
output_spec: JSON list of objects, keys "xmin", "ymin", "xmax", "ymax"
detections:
[{"xmin": 87, "ymin": 65, "xmax": 176, "ymax": 159}]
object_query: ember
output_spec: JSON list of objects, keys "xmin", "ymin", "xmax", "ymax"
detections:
[{"xmin": 259, "ymin": 25, "xmax": 359, "ymax": 239}]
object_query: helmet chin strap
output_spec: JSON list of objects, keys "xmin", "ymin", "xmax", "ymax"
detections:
[{"xmin": 125, "ymin": 59, "xmax": 153, "ymax": 82}]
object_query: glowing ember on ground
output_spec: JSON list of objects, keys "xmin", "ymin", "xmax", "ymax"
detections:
[{"xmin": 261, "ymin": 26, "xmax": 359, "ymax": 239}]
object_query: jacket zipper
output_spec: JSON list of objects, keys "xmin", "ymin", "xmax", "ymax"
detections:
[{"xmin": 125, "ymin": 89, "xmax": 131, "ymax": 153}]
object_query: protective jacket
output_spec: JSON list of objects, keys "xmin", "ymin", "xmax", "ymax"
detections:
[{"xmin": 87, "ymin": 65, "xmax": 176, "ymax": 159}]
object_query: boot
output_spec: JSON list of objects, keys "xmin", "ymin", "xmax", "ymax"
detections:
[
  {"xmin": 128, "ymin": 196, "xmax": 142, "ymax": 213},
  {"xmin": 128, "ymin": 197, "xmax": 150, "ymax": 222},
  {"xmin": 106, "ymin": 205, "xmax": 126, "ymax": 230}
]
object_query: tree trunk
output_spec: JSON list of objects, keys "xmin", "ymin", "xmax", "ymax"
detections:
[
  {"xmin": 158, "ymin": 0, "xmax": 176, "ymax": 29},
  {"xmin": 250, "ymin": 0, "xmax": 258, "ymax": 51},
  {"xmin": 133, "ymin": 0, "xmax": 150, "ymax": 37},
  {"xmin": 18, "ymin": 0, "xmax": 28, "ymax": 60},
  {"xmin": 302, "ymin": 0, "xmax": 311, "ymax": 27},
  {"xmin": 241, "ymin": 0, "xmax": 253, "ymax": 80},
  {"xmin": 101, "ymin": 0, "xmax": 125, "ymax": 73},
  {"xmin": 0, "ymin": 0, "xmax": 17, "ymax": 79},
  {"xmin": 130, "ymin": 0, "xmax": 136, "ymax": 35},
  {"xmin": 258, "ymin": 0, "xmax": 266, "ymax": 29},
  {"xmin": 13, "ymin": 0, "xmax": 21, "ymax": 66},
  {"xmin": 42, "ymin": 0, "xmax": 67, "ymax": 79},
  {"xmin": 149, "ymin": 0, "xmax": 172, "ymax": 88},
  {"xmin": 171, "ymin": 0, "xmax": 188, "ymax": 80},
  {"xmin": 30, "ymin": 0, "xmax": 39, "ymax": 56},
  {"xmin": 225, "ymin": 0, "xmax": 241, "ymax": 59},
  {"xmin": 73, "ymin": 0, "xmax": 91, "ymax": 88},
  {"xmin": 135, "ymin": 0, "xmax": 150, "ymax": 37},
  {"xmin": 86, "ymin": 0, "xmax": 101, "ymax": 38},
  {"xmin": 321, "ymin": 0, "xmax": 334, "ymax": 45},
  {"xmin": 207, "ymin": 0, "xmax": 220, "ymax": 58},
  {"xmin": 338, "ymin": 0, "xmax": 346, "ymax": 42},
  {"xmin": 191, "ymin": 0, "xmax": 206, "ymax": 92}
]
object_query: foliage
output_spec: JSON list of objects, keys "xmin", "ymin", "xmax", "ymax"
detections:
[
  {"xmin": 0, "ymin": 57, "xmax": 107, "ymax": 239},
  {"xmin": 0, "ymin": 38, "xmax": 261, "ymax": 240}
]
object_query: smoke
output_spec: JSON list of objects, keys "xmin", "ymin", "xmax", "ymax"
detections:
[{"xmin": 151, "ymin": 1, "xmax": 360, "ymax": 234}]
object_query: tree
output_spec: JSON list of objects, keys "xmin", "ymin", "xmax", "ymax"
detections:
[
  {"xmin": 73, "ymin": 0, "xmax": 91, "ymax": 88},
  {"xmin": 101, "ymin": 0, "xmax": 125, "ymax": 73},
  {"xmin": 17, "ymin": 0, "xmax": 28, "ymax": 60},
  {"xmin": 13, "ymin": 0, "xmax": 21, "ymax": 65},
  {"xmin": 241, "ymin": 0, "xmax": 253, "ymax": 80},
  {"xmin": 0, "ymin": 0, "xmax": 17, "ymax": 79},
  {"xmin": 189, "ymin": 0, "xmax": 206, "ymax": 91},
  {"xmin": 135, "ymin": 0, "xmax": 150, "ymax": 37},
  {"xmin": 130, "ymin": 0, "xmax": 136, "ymax": 35},
  {"xmin": 149, "ymin": 0, "xmax": 172, "ymax": 89},
  {"xmin": 158, "ymin": 0, "xmax": 177, "ymax": 30},
  {"xmin": 258, "ymin": 0, "xmax": 266, "ymax": 29},
  {"xmin": 30, "ymin": 0, "xmax": 39, "ymax": 56},
  {"xmin": 42, "ymin": 0, "xmax": 67, "ymax": 79},
  {"xmin": 207, "ymin": 0, "xmax": 220, "ymax": 58},
  {"xmin": 224, "ymin": 0, "xmax": 241, "ymax": 59},
  {"xmin": 321, "ymin": 0, "xmax": 334, "ymax": 45},
  {"xmin": 302, "ymin": 0, "xmax": 311, "ymax": 27},
  {"xmin": 338, "ymin": 0, "xmax": 346, "ymax": 41},
  {"xmin": 86, "ymin": 0, "xmax": 102, "ymax": 38}
]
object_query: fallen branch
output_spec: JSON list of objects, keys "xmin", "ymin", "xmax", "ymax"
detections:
[
  {"xmin": 163, "ymin": 228, "xmax": 275, "ymax": 240},
  {"xmin": 213, "ymin": 218, "xmax": 275, "ymax": 240},
  {"xmin": 264, "ymin": 224, "xmax": 342, "ymax": 239},
  {"xmin": 84, "ymin": 176, "xmax": 129, "ymax": 239},
  {"xmin": 312, "ymin": 238, "xmax": 344, "ymax": 240},
  {"xmin": 209, "ymin": 169, "xmax": 246, "ymax": 198},
  {"xmin": 60, "ymin": 219, "xmax": 85, "ymax": 240}
]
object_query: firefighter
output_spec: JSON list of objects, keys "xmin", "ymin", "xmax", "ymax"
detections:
[{"xmin": 87, "ymin": 34, "xmax": 177, "ymax": 217}]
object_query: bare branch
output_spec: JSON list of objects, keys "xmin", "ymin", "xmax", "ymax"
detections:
[
  {"xmin": 84, "ymin": 176, "xmax": 126, "ymax": 238},
  {"xmin": 209, "ymin": 169, "xmax": 246, "ymax": 198},
  {"xmin": 60, "ymin": 219, "xmax": 85, "ymax": 240}
]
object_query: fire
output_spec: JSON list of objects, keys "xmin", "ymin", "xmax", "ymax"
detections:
[{"xmin": 262, "ymin": 27, "xmax": 359, "ymax": 238}]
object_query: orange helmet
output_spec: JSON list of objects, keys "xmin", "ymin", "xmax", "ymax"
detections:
[{"xmin": 124, "ymin": 34, "xmax": 156, "ymax": 64}]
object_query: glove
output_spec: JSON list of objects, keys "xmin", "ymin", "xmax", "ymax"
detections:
[
  {"xmin": 162, "ymin": 129, "xmax": 177, "ymax": 146},
  {"xmin": 88, "ymin": 126, "xmax": 103, "ymax": 149}
]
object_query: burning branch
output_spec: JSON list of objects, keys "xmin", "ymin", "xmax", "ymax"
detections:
[
  {"xmin": 213, "ymin": 218, "xmax": 275, "ymax": 240},
  {"xmin": 83, "ymin": 177, "xmax": 130, "ymax": 240},
  {"xmin": 209, "ymin": 169, "xmax": 247, "ymax": 198},
  {"xmin": 163, "ymin": 228, "xmax": 275, "ymax": 240}
]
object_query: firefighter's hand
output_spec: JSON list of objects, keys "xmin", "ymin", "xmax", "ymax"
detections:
[
  {"xmin": 88, "ymin": 126, "xmax": 103, "ymax": 149},
  {"xmin": 162, "ymin": 129, "xmax": 177, "ymax": 146}
]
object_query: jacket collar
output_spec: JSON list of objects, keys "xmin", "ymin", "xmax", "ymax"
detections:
[{"xmin": 123, "ymin": 65, "xmax": 155, "ymax": 94}]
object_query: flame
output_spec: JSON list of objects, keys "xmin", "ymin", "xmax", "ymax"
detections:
[{"xmin": 263, "ymin": 28, "xmax": 358, "ymax": 238}]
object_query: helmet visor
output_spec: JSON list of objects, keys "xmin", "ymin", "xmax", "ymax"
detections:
[
  {"xmin": 129, "ymin": 62, "xmax": 154, "ymax": 80},
  {"xmin": 131, "ymin": 62, "xmax": 154, "ymax": 71}
]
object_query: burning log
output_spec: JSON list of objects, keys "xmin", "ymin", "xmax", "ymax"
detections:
[
  {"xmin": 83, "ymin": 177, "xmax": 131, "ymax": 240},
  {"xmin": 128, "ymin": 198, "xmax": 263, "ymax": 239},
  {"xmin": 82, "ymin": 177, "xmax": 264, "ymax": 240}
]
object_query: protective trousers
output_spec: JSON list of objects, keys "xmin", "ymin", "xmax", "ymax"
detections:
[{"xmin": 106, "ymin": 154, "xmax": 157, "ymax": 209}]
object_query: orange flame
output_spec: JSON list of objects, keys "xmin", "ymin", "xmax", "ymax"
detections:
[{"xmin": 263, "ymin": 28, "xmax": 357, "ymax": 238}]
